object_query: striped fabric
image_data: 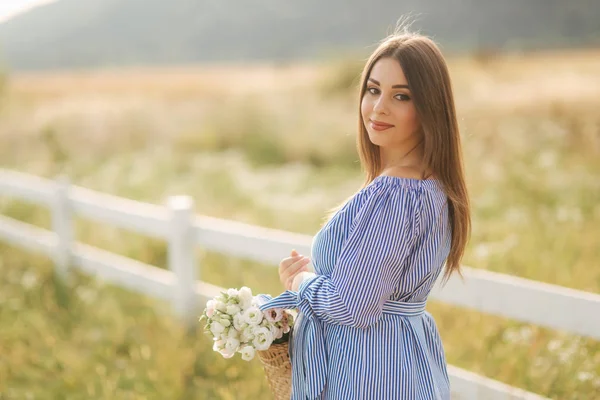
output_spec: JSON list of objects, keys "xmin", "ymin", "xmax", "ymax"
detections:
[{"xmin": 259, "ymin": 175, "xmax": 452, "ymax": 399}]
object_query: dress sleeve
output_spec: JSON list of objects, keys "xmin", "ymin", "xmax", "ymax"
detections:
[{"xmin": 297, "ymin": 184, "xmax": 420, "ymax": 329}]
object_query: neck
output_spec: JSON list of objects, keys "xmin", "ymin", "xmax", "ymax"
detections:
[{"xmin": 379, "ymin": 140, "xmax": 424, "ymax": 172}]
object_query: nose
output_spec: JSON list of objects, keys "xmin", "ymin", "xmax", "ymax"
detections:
[{"xmin": 373, "ymin": 95, "xmax": 389, "ymax": 115}]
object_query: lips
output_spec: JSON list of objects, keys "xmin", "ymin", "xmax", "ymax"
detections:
[{"xmin": 369, "ymin": 119, "xmax": 394, "ymax": 131}]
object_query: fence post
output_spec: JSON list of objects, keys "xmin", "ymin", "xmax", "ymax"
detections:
[
  {"xmin": 167, "ymin": 195, "xmax": 198, "ymax": 325},
  {"xmin": 52, "ymin": 175, "xmax": 73, "ymax": 280}
]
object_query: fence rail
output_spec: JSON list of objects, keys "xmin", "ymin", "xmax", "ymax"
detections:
[{"xmin": 2, "ymin": 169, "xmax": 598, "ymax": 399}]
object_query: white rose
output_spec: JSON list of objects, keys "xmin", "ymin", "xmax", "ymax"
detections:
[
  {"xmin": 264, "ymin": 308, "xmax": 284, "ymax": 323},
  {"xmin": 242, "ymin": 306, "xmax": 263, "ymax": 326},
  {"xmin": 233, "ymin": 314, "xmax": 247, "ymax": 331},
  {"xmin": 240, "ymin": 327, "xmax": 254, "ymax": 343},
  {"xmin": 227, "ymin": 288, "xmax": 239, "ymax": 298},
  {"xmin": 252, "ymin": 327, "xmax": 273, "ymax": 351},
  {"xmin": 206, "ymin": 300, "xmax": 217, "ymax": 318},
  {"xmin": 212, "ymin": 339, "xmax": 226, "ymax": 352},
  {"xmin": 215, "ymin": 300, "xmax": 227, "ymax": 313},
  {"xmin": 225, "ymin": 337, "xmax": 240, "ymax": 353},
  {"xmin": 240, "ymin": 345, "xmax": 256, "ymax": 361},
  {"xmin": 239, "ymin": 287, "xmax": 254, "ymax": 308},
  {"xmin": 210, "ymin": 321, "xmax": 225, "ymax": 335},
  {"xmin": 226, "ymin": 304, "xmax": 241, "ymax": 315},
  {"xmin": 269, "ymin": 324, "xmax": 283, "ymax": 340},
  {"xmin": 218, "ymin": 327, "xmax": 230, "ymax": 340},
  {"xmin": 219, "ymin": 332, "xmax": 229, "ymax": 342},
  {"xmin": 251, "ymin": 296, "xmax": 265, "ymax": 308},
  {"xmin": 227, "ymin": 327, "xmax": 239, "ymax": 339},
  {"xmin": 219, "ymin": 348, "xmax": 235, "ymax": 359}
]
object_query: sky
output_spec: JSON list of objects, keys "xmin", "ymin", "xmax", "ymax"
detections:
[{"xmin": 0, "ymin": 0, "xmax": 57, "ymax": 22}]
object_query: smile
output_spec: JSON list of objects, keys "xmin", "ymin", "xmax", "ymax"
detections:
[{"xmin": 369, "ymin": 120, "xmax": 394, "ymax": 131}]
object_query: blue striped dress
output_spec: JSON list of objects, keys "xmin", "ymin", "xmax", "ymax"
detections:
[{"xmin": 258, "ymin": 175, "xmax": 452, "ymax": 400}]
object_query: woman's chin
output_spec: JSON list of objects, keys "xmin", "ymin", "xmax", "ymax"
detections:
[{"xmin": 367, "ymin": 134, "xmax": 388, "ymax": 147}]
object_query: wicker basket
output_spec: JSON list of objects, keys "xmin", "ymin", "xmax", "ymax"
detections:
[{"xmin": 257, "ymin": 340, "xmax": 292, "ymax": 400}]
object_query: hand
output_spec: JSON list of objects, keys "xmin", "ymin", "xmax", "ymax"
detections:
[
  {"xmin": 291, "ymin": 271, "xmax": 316, "ymax": 292},
  {"xmin": 279, "ymin": 249, "xmax": 312, "ymax": 291}
]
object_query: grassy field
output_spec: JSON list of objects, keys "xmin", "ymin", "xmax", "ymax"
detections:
[{"xmin": 0, "ymin": 48, "xmax": 599, "ymax": 399}]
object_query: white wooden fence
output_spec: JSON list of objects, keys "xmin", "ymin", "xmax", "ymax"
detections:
[{"xmin": 1, "ymin": 168, "xmax": 599, "ymax": 400}]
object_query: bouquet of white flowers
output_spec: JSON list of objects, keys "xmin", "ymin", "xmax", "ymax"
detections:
[
  {"xmin": 199, "ymin": 286, "xmax": 293, "ymax": 360},
  {"xmin": 199, "ymin": 286, "xmax": 293, "ymax": 399}
]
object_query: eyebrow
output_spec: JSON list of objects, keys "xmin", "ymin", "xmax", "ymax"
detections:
[{"xmin": 368, "ymin": 78, "xmax": 409, "ymax": 89}]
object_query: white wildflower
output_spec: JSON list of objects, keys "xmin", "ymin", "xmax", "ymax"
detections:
[
  {"xmin": 474, "ymin": 243, "xmax": 490, "ymax": 260},
  {"xmin": 547, "ymin": 339, "xmax": 562, "ymax": 352},
  {"xmin": 577, "ymin": 372, "xmax": 593, "ymax": 382}
]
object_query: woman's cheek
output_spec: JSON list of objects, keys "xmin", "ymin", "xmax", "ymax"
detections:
[
  {"xmin": 360, "ymin": 98, "xmax": 371, "ymax": 120},
  {"xmin": 400, "ymin": 107, "xmax": 419, "ymax": 132}
]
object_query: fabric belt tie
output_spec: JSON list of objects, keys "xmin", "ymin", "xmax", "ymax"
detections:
[{"xmin": 258, "ymin": 289, "xmax": 426, "ymax": 400}]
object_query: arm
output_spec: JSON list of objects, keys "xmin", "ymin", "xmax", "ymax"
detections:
[{"xmin": 296, "ymin": 186, "xmax": 419, "ymax": 329}]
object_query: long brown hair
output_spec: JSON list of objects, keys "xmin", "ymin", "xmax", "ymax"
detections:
[{"xmin": 323, "ymin": 29, "xmax": 471, "ymax": 284}]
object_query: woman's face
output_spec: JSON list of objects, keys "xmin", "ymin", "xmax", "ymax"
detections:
[{"xmin": 360, "ymin": 57, "xmax": 420, "ymax": 148}]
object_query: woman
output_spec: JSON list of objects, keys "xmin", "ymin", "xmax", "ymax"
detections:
[{"xmin": 259, "ymin": 28, "xmax": 471, "ymax": 400}]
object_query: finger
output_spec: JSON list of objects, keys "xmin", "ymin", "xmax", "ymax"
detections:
[
  {"xmin": 288, "ymin": 258, "xmax": 311, "ymax": 275},
  {"xmin": 284, "ymin": 255, "xmax": 304, "ymax": 264},
  {"xmin": 280, "ymin": 255, "xmax": 304, "ymax": 271},
  {"xmin": 281, "ymin": 260, "xmax": 309, "ymax": 284},
  {"xmin": 291, "ymin": 249, "xmax": 299, "ymax": 257},
  {"xmin": 286, "ymin": 266, "xmax": 308, "ymax": 282},
  {"xmin": 288, "ymin": 255, "xmax": 304, "ymax": 263}
]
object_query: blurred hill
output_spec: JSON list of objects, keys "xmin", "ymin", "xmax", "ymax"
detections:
[{"xmin": 0, "ymin": 0, "xmax": 599, "ymax": 71}]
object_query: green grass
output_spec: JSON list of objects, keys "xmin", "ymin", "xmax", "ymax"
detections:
[
  {"xmin": 1, "ymin": 50, "xmax": 599, "ymax": 398},
  {"xmin": 0, "ymin": 247, "xmax": 275, "ymax": 400}
]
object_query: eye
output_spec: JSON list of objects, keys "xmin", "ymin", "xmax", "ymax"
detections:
[
  {"xmin": 395, "ymin": 93, "xmax": 411, "ymax": 101},
  {"xmin": 366, "ymin": 86, "xmax": 380, "ymax": 95}
]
